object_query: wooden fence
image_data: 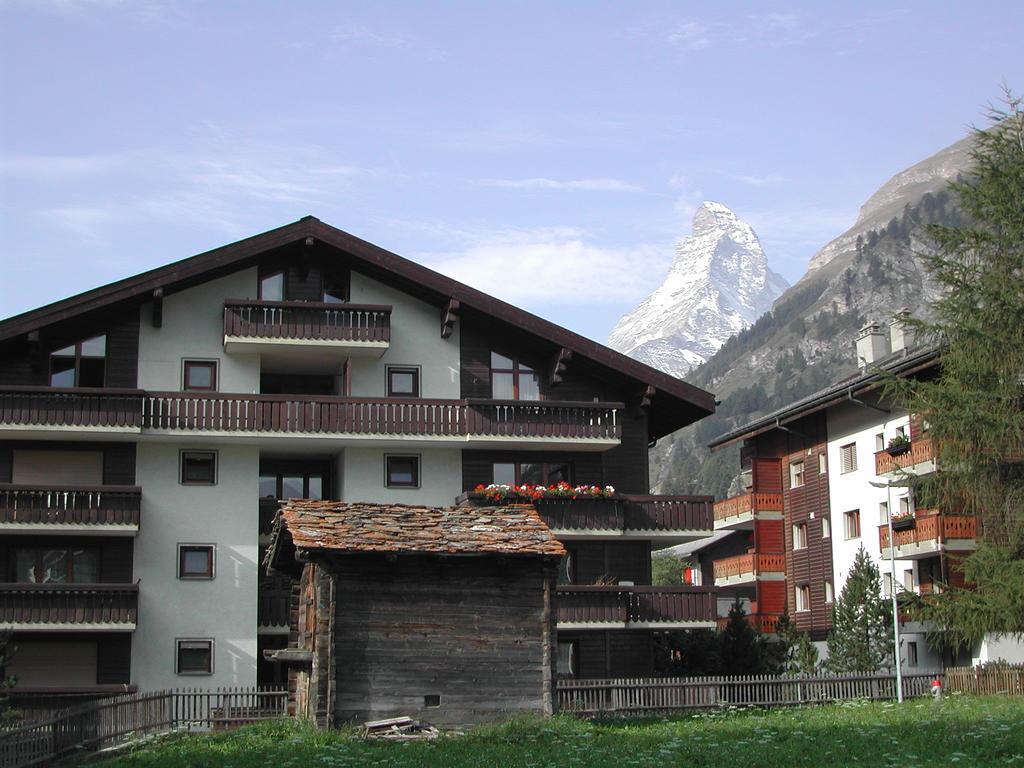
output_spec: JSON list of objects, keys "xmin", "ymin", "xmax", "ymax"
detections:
[
  {"xmin": 0, "ymin": 687, "xmax": 287, "ymax": 768},
  {"xmin": 556, "ymin": 672, "xmax": 942, "ymax": 714},
  {"xmin": 945, "ymin": 664, "xmax": 1024, "ymax": 696}
]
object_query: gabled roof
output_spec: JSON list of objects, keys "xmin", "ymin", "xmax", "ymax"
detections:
[
  {"xmin": 0, "ymin": 217, "xmax": 715, "ymax": 433},
  {"xmin": 708, "ymin": 345, "xmax": 940, "ymax": 450},
  {"xmin": 266, "ymin": 500, "xmax": 566, "ymax": 575}
]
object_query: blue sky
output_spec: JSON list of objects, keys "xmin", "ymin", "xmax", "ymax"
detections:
[{"xmin": 1, "ymin": 1, "xmax": 1021, "ymax": 343}]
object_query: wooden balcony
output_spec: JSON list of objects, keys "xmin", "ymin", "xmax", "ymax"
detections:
[
  {"xmin": 0, "ymin": 583, "xmax": 138, "ymax": 630},
  {"xmin": 556, "ymin": 586, "xmax": 715, "ymax": 629},
  {"xmin": 715, "ymin": 612, "xmax": 781, "ymax": 634},
  {"xmin": 875, "ymin": 438, "xmax": 936, "ymax": 475},
  {"xmin": 223, "ymin": 300, "xmax": 391, "ymax": 358},
  {"xmin": 713, "ymin": 492, "xmax": 784, "ymax": 530},
  {"xmin": 461, "ymin": 494, "xmax": 713, "ymax": 543},
  {"xmin": 0, "ymin": 387, "xmax": 621, "ymax": 448},
  {"xmin": 712, "ymin": 553, "xmax": 787, "ymax": 586},
  {"xmin": 0, "ymin": 387, "xmax": 143, "ymax": 433},
  {"xmin": 258, "ymin": 587, "xmax": 291, "ymax": 630},
  {"xmin": 879, "ymin": 512, "xmax": 977, "ymax": 560},
  {"xmin": 0, "ymin": 485, "xmax": 141, "ymax": 533}
]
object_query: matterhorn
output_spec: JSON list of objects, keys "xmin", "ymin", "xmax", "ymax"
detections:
[{"xmin": 609, "ymin": 201, "xmax": 788, "ymax": 378}]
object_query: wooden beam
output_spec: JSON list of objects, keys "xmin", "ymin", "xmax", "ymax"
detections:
[
  {"xmin": 638, "ymin": 385, "xmax": 656, "ymax": 411},
  {"xmin": 549, "ymin": 347, "xmax": 573, "ymax": 386},
  {"xmin": 441, "ymin": 298, "xmax": 460, "ymax": 339},
  {"xmin": 151, "ymin": 288, "xmax": 163, "ymax": 328}
]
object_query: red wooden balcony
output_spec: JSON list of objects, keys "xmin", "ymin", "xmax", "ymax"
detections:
[
  {"xmin": 0, "ymin": 485, "xmax": 141, "ymax": 532},
  {"xmin": 223, "ymin": 299, "xmax": 391, "ymax": 356},
  {"xmin": 712, "ymin": 553, "xmax": 787, "ymax": 586},
  {"xmin": 715, "ymin": 612, "xmax": 781, "ymax": 634},
  {"xmin": 0, "ymin": 387, "xmax": 143, "ymax": 431},
  {"xmin": 556, "ymin": 586, "xmax": 716, "ymax": 628},
  {"xmin": 0, "ymin": 583, "xmax": 138, "ymax": 628},
  {"xmin": 875, "ymin": 438, "xmax": 936, "ymax": 475},
  {"xmin": 713, "ymin": 492, "xmax": 784, "ymax": 530},
  {"xmin": 879, "ymin": 512, "xmax": 977, "ymax": 559}
]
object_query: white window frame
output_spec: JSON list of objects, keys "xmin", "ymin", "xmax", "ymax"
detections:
[
  {"xmin": 818, "ymin": 453, "xmax": 827, "ymax": 474},
  {"xmin": 821, "ymin": 516, "xmax": 831, "ymax": 538},
  {"xmin": 840, "ymin": 443, "xmax": 858, "ymax": 474},
  {"xmin": 790, "ymin": 460, "xmax": 805, "ymax": 489},
  {"xmin": 795, "ymin": 584, "xmax": 811, "ymax": 612},
  {"xmin": 824, "ymin": 581, "xmax": 834, "ymax": 604},
  {"xmin": 793, "ymin": 522, "xmax": 808, "ymax": 550},
  {"xmin": 879, "ymin": 501, "xmax": 890, "ymax": 525}
]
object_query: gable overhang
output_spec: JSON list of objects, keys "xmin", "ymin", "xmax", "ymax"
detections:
[{"xmin": 0, "ymin": 217, "xmax": 715, "ymax": 438}]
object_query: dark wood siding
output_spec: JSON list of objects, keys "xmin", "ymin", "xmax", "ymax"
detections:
[
  {"xmin": 327, "ymin": 554, "xmax": 555, "ymax": 726},
  {"xmin": 0, "ymin": 308, "xmax": 139, "ymax": 388},
  {"xmin": 96, "ymin": 634, "xmax": 132, "ymax": 684},
  {"xmin": 0, "ymin": 441, "xmax": 136, "ymax": 486},
  {"xmin": 560, "ymin": 630, "xmax": 654, "ymax": 678},
  {"xmin": 567, "ymin": 542, "xmax": 651, "ymax": 585}
]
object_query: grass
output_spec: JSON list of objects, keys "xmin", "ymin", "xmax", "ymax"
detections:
[{"xmin": 92, "ymin": 696, "xmax": 1024, "ymax": 768}]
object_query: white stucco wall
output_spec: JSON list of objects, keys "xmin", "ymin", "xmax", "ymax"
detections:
[
  {"xmin": 138, "ymin": 268, "xmax": 260, "ymax": 394},
  {"xmin": 341, "ymin": 447, "xmax": 462, "ymax": 506},
  {"xmin": 132, "ymin": 442, "xmax": 260, "ymax": 690},
  {"xmin": 347, "ymin": 271, "xmax": 460, "ymax": 398},
  {"xmin": 974, "ymin": 634, "xmax": 1024, "ymax": 665}
]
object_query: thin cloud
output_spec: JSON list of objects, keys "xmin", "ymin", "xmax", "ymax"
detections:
[
  {"xmin": 728, "ymin": 173, "xmax": 787, "ymax": 187},
  {"xmin": 477, "ymin": 177, "xmax": 644, "ymax": 192},
  {"xmin": 329, "ymin": 24, "xmax": 411, "ymax": 49}
]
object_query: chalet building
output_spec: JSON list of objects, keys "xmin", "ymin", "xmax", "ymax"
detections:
[
  {"xmin": 0, "ymin": 216, "xmax": 718, "ymax": 697},
  {"xmin": 705, "ymin": 320, "xmax": 1024, "ymax": 667},
  {"xmin": 265, "ymin": 500, "xmax": 565, "ymax": 727}
]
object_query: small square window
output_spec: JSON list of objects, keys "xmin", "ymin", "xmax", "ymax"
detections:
[
  {"xmin": 178, "ymin": 544, "xmax": 215, "ymax": 579},
  {"xmin": 844, "ymin": 509, "xmax": 861, "ymax": 540},
  {"xmin": 790, "ymin": 461, "xmax": 805, "ymax": 489},
  {"xmin": 840, "ymin": 443, "xmax": 858, "ymax": 474},
  {"xmin": 176, "ymin": 639, "xmax": 214, "ymax": 675},
  {"xmin": 387, "ymin": 366, "xmax": 420, "ymax": 398},
  {"xmin": 385, "ymin": 455, "xmax": 419, "ymax": 488},
  {"xmin": 183, "ymin": 360, "xmax": 218, "ymax": 391},
  {"xmin": 181, "ymin": 451, "xmax": 217, "ymax": 485}
]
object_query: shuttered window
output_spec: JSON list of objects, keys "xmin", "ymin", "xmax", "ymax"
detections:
[{"xmin": 840, "ymin": 443, "xmax": 858, "ymax": 474}]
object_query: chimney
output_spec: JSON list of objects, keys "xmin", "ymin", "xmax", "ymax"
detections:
[
  {"xmin": 856, "ymin": 322, "xmax": 890, "ymax": 368},
  {"xmin": 889, "ymin": 308, "xmax": 912, "ymax": 354}
]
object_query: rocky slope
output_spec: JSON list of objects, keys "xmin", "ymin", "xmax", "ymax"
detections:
[
  {"xmin": 608, "ymin": 202, "xmax": 788, "ymax": 377},
  {"xmin": 650, "ymin": 134, "xmax": 974, "ymax": 499}
]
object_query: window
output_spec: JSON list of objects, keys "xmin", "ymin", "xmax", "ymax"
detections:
[
  {"xmin": 907, "ymin": 641, "xmax": 919, "ymax": 667},
  {"xmin": 557, "ymin": 640, "xmax": 577, "ymax": 678},
  {"xmin": 385, "ymin": 455, "xmax": 419, "ymax": 488},
  {"xmin": 821, "ymin": 516, "xmax": 831, "ymax": 538},
  {"xmin": 322, "ymin": 275, "xmax": 348, "ymax": 303},
  {"xmin": 180, "ymin": 451, "xmax": 217, "ymax": 485},
  {"xmin": 795, "ymin": 585, "xmax": 811, "ymax": 612},
  {"xmin": 789, "ymin": 461, "xmax": 805, "ymax": 489},
  {"xmin": 178, "ymin": 545, "xmax": 215, "ymax": 579},
  {"xmin": 818, "ymin": 454, "xmax": 827, "ymax": 474},
  {"xmin": 879, "ymin": 501, "xmax": 890, "ymax": 524},
  {"xmin": 824, "ymin": 581, "xmax": 835, "ymax": 604},
  {"xmin": 883, "ymin": 573, "xmax": 893, "ymax": 598},
  {"xmin": 557, "ymin": 552, "xmax": 575, "ymax": 585},
  {"xmin": 260, "ymin": 472, "xmax": 324, "ymax": 500},
  {"xmin": 49, "ymin": 335, "xmax": 106, "ymax": 387},
  {"xmin": 386, "ymin": 366, "xmax": 420, "ymax": 398},
  {"xmin": 903, "ymin": 568, "xmax": 915, "ymax": 592},
  {"xmin": 895, "ymin": 425, "xmax": 907, "ymax": 439},
  {"xmin": 259, "ymin": 271, "xmax": 284, "ymax": 301},
  {"xmin": 793, "ymin": 523, "xmax": 808, "ymax": 550},
  {"xmin": 183, "ymin": 360, "xmax": 218, "ymax": 392},
  {"xmin": 840, "ymin": 443, "xmax": 858, "ymax": 474},
  {"xmin": 898, "ymin": 496, "xmax": 911, "ymax": 517},
  {"xmin": 13, "ymin": 547, "xmax": 99, "ymax": 583},
  {"xmin": 875, "ymin": 433, "xmax": 885, "ymax": 452},
  {"xmin": 844, "ymin": 509, "xmax": 861, "ymax": 540},
  {"xmin": 176, "ymin": 639, "xmax": 213, "ymax": 675},
  {"xmin": 492, "ymin": 462, "xmax": 572, "ymax": 486},
  {"xmin": 490, "ymin": 351, "xmax": 540, "ymax": 401}
]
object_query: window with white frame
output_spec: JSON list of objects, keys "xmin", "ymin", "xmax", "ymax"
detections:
[
  {"xmin": 899, "ymin": 496, "xmax": 911, "ymax": 516},
  {"xmin": 903, "ymin": 568, "xmax": 915, "ymax": 592},
  {"xmin": 844, "ymin": 509, "xmax": 861, "ymax": 540},
  {"xmin": 795, "ymin": 585, "xmax": 811, "ymax": 612},
  {"xmin": 875, "ymin": 432, "xmax": 885, "ymax": 452},
  {"xmin": 882, "ymin": 572, "xmax": 893, "ymax": 598},
  {"xmin": 790, "ymin": 460, "xmax": 805, "ymax": 489},
  {"xmin": 793, "ymin": 522, "xmax": 808, "ymax": 550},
  {"xmin": 824, "ymin": 581, "xmax": 834, "ymax": 604},
  {"xmin": 818, "ymin": 453, "xmax": 827, "ymax": 474},
  {"xmin": 821, "ymin": 516, "xmax": 831, "ymax": 538},
  {"xmin": 840, "ymin": 443, "xmax": 858, "ymax": 474},
  {"xmin": 879, "ymin": 501, "xmax": 890, "ymax": 524}
]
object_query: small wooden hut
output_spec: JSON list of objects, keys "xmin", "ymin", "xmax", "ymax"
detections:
[{"xmin": 264, "ymin": 500, "xmax": 565, "ymax": 728}]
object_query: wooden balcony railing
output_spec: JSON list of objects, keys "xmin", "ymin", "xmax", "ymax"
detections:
[
  {"xmin": 875, "ymin": 438, "xmax": 935, "ymax": 475},
  {"xmin": 623, "ymin": 496, "xmax": 714, "ymax": 532},
  {"xmin": 712, "ymin": 553, "xmax": 786, "ymax": 581},
  {"xmin": 0, "ymin": 485, "xmax": 141, "ymax": 528},
  {"xmin": 879, "ymin": 512, "xmax": 977, "ymax": 551},
  {"xmin": 0, "ymin": 583, "xmax": 138, "ymax": 626},
  {"xmin": 556, "ymin": 586, "xmax": 716, "ymax": 625},
  {"xmin": 223, "ymin": 300, "xmax": 392, "ymax": 344},
  {"xmin": 0, "ymin": 387, "xmax": 143, "ymax": 429},
  {"xmin": 142, "ymin": 393, "xmax": 622, "ymax": 441},
  {"xmin": 713, "ymin": 492, "xmax": 784, "ymax": 522},
  {"xmin": 258, "ymin": 587, "xmax": 291, "ymax": 628},
  {"xmin": 715, "ymin": 613, "xmax": 781, "ymax": 634}
]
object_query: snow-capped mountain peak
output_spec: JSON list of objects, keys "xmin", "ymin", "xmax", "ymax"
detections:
[{"xmin": 608, "ymin": 201, "xmax": 788, "ymax": 378}]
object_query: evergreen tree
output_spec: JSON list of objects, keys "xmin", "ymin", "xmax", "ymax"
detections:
[
  {"xmin": 719, "ymin": 599, "xmax": 765, "ymax": 674},
  {"xmin": 824, "ymin": 546, "xmax": 893, "ymax": 673},
  {"xmin": 884, "ymin": 90, "xmax": 1024, "ymax": 649},
  {"xmin": 775, "ymin": 610, "xmax": 820, "ymax": 675}
]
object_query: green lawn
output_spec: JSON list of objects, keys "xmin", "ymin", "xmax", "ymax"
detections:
[{"xmin": 94, "ymin": 696, "xmax": 1024, "ymax": 768}]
